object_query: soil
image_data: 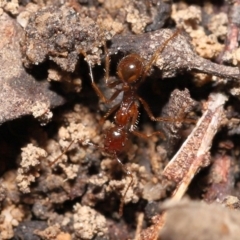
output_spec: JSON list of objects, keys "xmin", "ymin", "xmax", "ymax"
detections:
[{"xmin": 1, "ymin": 0, "xmax": 240, "ymax": 240}]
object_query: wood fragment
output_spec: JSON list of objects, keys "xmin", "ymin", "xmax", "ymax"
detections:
[
  {"xmin": 110, "ymin": 29, "xmax": 240, "ymax": 80},
  {"xmin": 140, "ymin": 93, "xmax": 228, "ymax": 240},
  {"xmin": 164, "ymin": 93, "xmax": 227, "ymax": 200}
]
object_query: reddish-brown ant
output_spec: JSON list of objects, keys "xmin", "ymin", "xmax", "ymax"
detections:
[
  {"xmin": 87, "ymin": 29, "xmax": 190, "ymax": 215},
  {"xmin": 51, "ymin": 29, "xmax": 191, "ymax": 216}
]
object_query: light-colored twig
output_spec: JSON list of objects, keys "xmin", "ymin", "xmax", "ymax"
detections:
[
  {"xmin": 164, "ymin": 93, "xmax": 228, "ymax": 201},
  {"xmin": 140, "ymin": 93, "xmax": 228, "ymax": 240}
]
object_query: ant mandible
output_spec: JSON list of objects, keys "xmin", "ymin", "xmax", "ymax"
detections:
[{"xmin": 87, "ymin": 29, "xmax": 183, "ymax": 215}]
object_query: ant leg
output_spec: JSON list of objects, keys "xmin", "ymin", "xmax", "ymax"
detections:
[
  {"xmin": 87, "ymin": 61, "xmax": 122, "ymax": 104},
  {"xmin": 88, "ymin": 61, "xmax": 109, "ymax": 102},
  {"xmin": 103, "ymin": 41, "xmax": 110, "ymax": 86},
  {"xmin": 132, "ymin": 130, "xmax": 166, "ymax": 140},
  {"xmin": 100, "ymin": 103, "xmax": 121, "ymax": 125},
  {"xmin": 106, "ymin": 88, "xmax": 123, "ymax": 103},
  {"xmin": 49, "ymin": 140, "xmax": 75, "ymax": 167},
  {"xmin": 49, "ymin": 138, "xmax": 104, "ymax": 167},
  {"xmin": 138, "ymin": 96, "xmax": 196, "ymax": 124},
  {"xmin": 142, "ymin": 29, "xmax": 181, "ymax": 80},
  {"xmin": 103, "ymin": 42, "xmax": 122, "ymax": 89},
  {"xmin": 80, "ymin": 48, "xmax": 105, "ymax": 98},
  {"xmin": 115, "ymin": 155, "xmax": 134, "ymax": 217},
  {"xmin": 107, "ymin": 79, "xmax": 122, "ymax": 89},
  {"xmin": 129, "ymin": 102, "xmax": 165, "ymax": 139}
]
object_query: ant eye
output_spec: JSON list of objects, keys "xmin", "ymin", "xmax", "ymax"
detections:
[{"xmin": 117, "ymin": 54, "xmax": 144, "ymax": 83}]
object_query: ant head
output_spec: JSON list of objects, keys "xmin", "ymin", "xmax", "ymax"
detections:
[{"xmin": 117, "ymin": 53, "xmax": 144, "ymax": 84}]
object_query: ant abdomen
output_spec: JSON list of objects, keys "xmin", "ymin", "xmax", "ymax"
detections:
[
  {"xmin": 117, "ymin": 53, "xmax": 144, "ymax": 84},
  {"xmin": 104, "ymin": 126, "xmax": 129, "ymax": 154}
]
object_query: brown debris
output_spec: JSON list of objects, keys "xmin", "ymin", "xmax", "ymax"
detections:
[
  {"xmin": 223, "ymin": 196, "xmax": 240, "ymax": 210},
  {"xmin": 204, "ymin": 154, "xmax": 235, "ymax": 203},
  {"xmin": 145, "ymin": 0, "xmax": 172, "ymax": 32},
  {"xmin": 21, "ymin": 5, "xmax": 112, "ymax": 70},
  {"xmin": 1, "ymin": 1, "xmax": 240, "ymax": 240},
  {"xmin": 0, "ymin": 0, "xmax": 19, "ymax": 15},
  {"xmin": 110, "ymin": 29, "xmax": 240, "ymax": 79},
  {"xmin": 0, "ymin": 12, "xmax": 64, "ymax": 125},
  {"xmin": 14, "ymin": 221, "xmax": 48, "ymax": 240},
  {"xmin": 221, "ymin": 0, "xmax": 240, "ymax": 63},
  {"xmin": 159, "ymin": 88, "xmax": 197, "ymax": 155},
  {"xmin": 159, "ymin": 199, "xmax": 240, "ymax": 240},
  {"xmin": 140, "ymin": 93, "xmax": 227, "ymax": 239},
  {"xmin": 163, "ymin": 93, "xmax": 227, "ymax": 190},
  {"xmin": 105, "ymin": 163, "xmax": 146, "ymax": 206},
  {"xmin": 172, "ymin": 4, "xmax": 224, "ymax": 59},
  {"xmin": 34, "ymin": 224, "xmax": 61, "ymax": 239}
]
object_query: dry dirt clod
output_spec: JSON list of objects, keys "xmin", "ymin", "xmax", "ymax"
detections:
[
  {"xmin": 0, "ymin": 12, "xmax": 64, "ymax": 125},
  {"xmin": 16, "ymin": 144, "xmax": 47, "ymax": 194},
  {"xmin": 14, "ymin": 221, "xmax": 48, "ymax": 240},
  {"xmin": 158, "ymin": 199, "xmax": 240, "ymax": 240},
  {"xmin": 0, "ymin": 0, "xmax": 19, "ymax": 15},
  {"xmin": 73, "ymin": 204, "xmax": 108, "ymax": 240},
  {"xmin": 2, "ymin": 1, "xmax": 240, "ymax": 240},
  {"xmin": 21, "ymin": 4, "xmax": 112, "ymax": 70}
]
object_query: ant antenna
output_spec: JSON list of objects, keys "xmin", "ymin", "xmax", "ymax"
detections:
[{"xmin": 142, "ymin": 28, "xmax": 181, "ymax": 81}]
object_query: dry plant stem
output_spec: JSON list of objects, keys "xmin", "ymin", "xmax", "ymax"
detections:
[
  {"xmin": 225, "ymin": 0, "xmax": 240, "ymax": 54},
  {"xmin": 110, "ymin": 29, "xmax": 240, "ymax": 80},
  {"xmin": 217, "ymin": 0, "xmax": 240, "ymax": 63},
  {"xmin": 164, "ymin": 93, "xmax": 227, "ymax": 200},
  {"xmin": 134, "ymin": 212, "xmax": 144, "ymax": 240},
  {"xmin": 140, "ymin": 93, "xmax": 227, "ymax": 240}
]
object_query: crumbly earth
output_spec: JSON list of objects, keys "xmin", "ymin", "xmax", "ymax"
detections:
[{"xmin": 1, "ymin": 1, "xmax": 240, "ymax": 240}]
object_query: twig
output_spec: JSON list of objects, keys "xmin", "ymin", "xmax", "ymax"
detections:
[
  {"xmin": 110, "ymin": 29, "xmax": 240, "ymax": 80},
  {"xmin": 140, "ymin": 93, "xmax": 228, "ymax": 240},
  {"xmin": 134, "ymin": 212, "xmax": 144, "ymax": 240},
  {"xmin": 219, "ymin": 0, "xmax": 240, "ymax": 62},
  {"xmin": 163, "ymin": 93, "xmax": 228, "ymax": 200}
]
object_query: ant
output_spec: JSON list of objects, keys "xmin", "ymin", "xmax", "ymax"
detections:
[
  {"xmin": 50, "ymin": 29, "xmax": 190, "ymax": 216},
  {"xmin": 87, "ymin": 29, "xmax": 189, "ymax": 215}
]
